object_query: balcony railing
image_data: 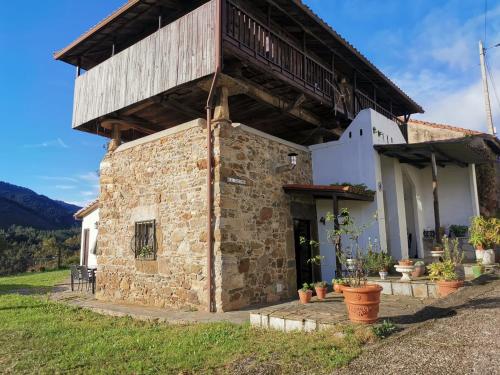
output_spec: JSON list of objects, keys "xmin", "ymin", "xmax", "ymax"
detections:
[
  {"xmin": 224, "ymin": 0, "xmax": 335, "ymax": 101},
  {"xmin": 354, "ymin": 89, "xmax": 403, "ymax": 126}
]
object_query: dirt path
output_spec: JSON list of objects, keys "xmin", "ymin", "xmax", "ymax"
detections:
[{"xmin": 337, "ymin": 273, "xmax": 500, "ymax": 375}]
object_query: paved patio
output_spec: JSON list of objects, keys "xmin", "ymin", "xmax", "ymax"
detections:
[
  {"xmin": 50, "ymin": 279, "xmax": 435, "ymax": 329},
  {"xmin": 50, "ymin": 281, "xmax": 249, "ymax": 325},
  {"xmin": 250, "ymin": 291, "xmax": 435, "ymax": 332}
]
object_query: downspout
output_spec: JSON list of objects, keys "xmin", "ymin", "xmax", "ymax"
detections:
[{"xmin": 205, "ymin": 0, "xmax": 222, "ymax": 313}]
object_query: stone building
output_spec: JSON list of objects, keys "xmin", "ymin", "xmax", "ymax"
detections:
[{"xmin": 57, "ymin": 0, "xmax": 499, "ymax": 312}]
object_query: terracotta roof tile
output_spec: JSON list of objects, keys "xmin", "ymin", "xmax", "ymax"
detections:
[
  {"xmin": 408, "ymin": 119, "xmax": 484, "ymax": 136},
  {"xmin": 74, "ymin": 199, "xmax": 99, "ymax": 220}
]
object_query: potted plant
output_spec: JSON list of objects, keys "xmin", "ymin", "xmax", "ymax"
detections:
[
  {"xmin": 471, "ymin": 259, "xmax": 485, "ymax": 278},
  {"xmin": 333, "ymin": 209, "xmax": 383, "ymax": 324},
  {"xmin": 332, "ymin": 278, "xmax": 348, "ymax": 293},
  {"xmin": 375, "ymin": 251, "xmax": 393, "ymax": 280},
  {"xmin": 428, "ymin": 260, "xmax": 463, "ymax": 297},
  {"xmin": 449, "ymin": 225, "xmax": 468, "ymax": 238},
  {"xmin": 469, "ymin": 216, "xmax": 486, "ymax": 261},
  {"xmin": 314, "ymin": 281, "xmax": 328, "ymax": 299},
  {"xmin": 469, "ymin": 216, "xmax": 499, "ymax": 264},
  {"xmin": 412, "ymin": 260, "xmax": 426, "ymax": 278},
  {"xmin": 298, "ymin": 283, "xmax": 312, "ymax": 304},
  {"xmin": 428, "ymin": 236, "xmax": 465, "ymax": 297}
]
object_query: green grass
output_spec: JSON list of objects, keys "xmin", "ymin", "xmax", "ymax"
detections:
[
  {"xmin": 0, "ymin": 269, "xmax": 68, "ymax": 293},
  {"xmin": 0, "ymin": 271, "xmax": 374, "ymax": 374}
]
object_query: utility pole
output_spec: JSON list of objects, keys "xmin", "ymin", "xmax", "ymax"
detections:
[{"xmin": 479, "ymin": 40, "xmax": 496, "ymax": 135}]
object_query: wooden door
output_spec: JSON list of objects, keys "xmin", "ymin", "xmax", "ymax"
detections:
[{"xmin": 82, "ymin": 229, "xmax": 90, "ymax": 266}]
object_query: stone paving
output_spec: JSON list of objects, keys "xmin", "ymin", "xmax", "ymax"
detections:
[
  {"xmin": 50, "ymin": 280, "xmax": 436, "ymax": 331},
  {"xmin": 50, "ymin": 281, "xmax": 249, "ymax": 325},
  {"xmin": 250, "ymin": 291, "xmax": 435, "ymax": 331}
]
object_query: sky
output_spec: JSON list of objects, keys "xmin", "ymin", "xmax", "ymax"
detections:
[{"xmin": 0, "ymin": 0, "xmax": 499, "ymax": 207}]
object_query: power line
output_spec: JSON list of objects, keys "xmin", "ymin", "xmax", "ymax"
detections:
[{"xmin": 485, "ymin": 57, "xmax": 500, "ymax": 113}]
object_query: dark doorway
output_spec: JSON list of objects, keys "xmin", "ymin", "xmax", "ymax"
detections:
[
  {"xmin": 293, "ymin": 219, "xmax": 313, "ymax": 289},
  {"xmin": 82, "ymin": 229, "xmax": 90, "ymax": 266}
]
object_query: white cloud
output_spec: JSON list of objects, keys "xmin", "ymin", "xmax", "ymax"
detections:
[
  {"xmin": 24, "ymin": 138, "xmax": 69, "ymax": 149},
  {"xmin": 39, "ymin": 176, "xmax": 78, "ymax": 183},
  {"xmin": 78, "ymin": 171, "xmax": 99, "ymax": 183}
]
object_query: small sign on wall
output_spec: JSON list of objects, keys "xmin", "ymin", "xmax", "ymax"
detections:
[{"xmin": 227, "ymin": 176, "xmax": 246, "ymax": 186}]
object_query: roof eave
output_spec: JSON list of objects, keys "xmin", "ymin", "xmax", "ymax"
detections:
[{"xmin": 53, "ymin": 0, "xmax": 142, "ymax": 63}]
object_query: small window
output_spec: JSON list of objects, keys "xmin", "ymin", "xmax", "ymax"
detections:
[
  {"xmin": 133, "ymin": 220, "xmax": 156, "ymax": 260},
  {"xmin": 349, "ymin": 132, "xmax": 352, "ymax": 138},
  {"xmin": 359, "ymin": 129, "xmax": 363, "ymax": 136}
]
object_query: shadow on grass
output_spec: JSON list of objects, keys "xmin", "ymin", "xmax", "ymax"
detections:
[{"xmin": 0, "ymin": 285, "xmax": 54, "ymax": 295}]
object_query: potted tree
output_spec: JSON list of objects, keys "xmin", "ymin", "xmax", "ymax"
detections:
[
  {"xmin": 314, "ymin": 281, "xmax": 328, "ymax": 299},
  {"xmin": 469, "ymin": 216, "xmax": 499, "ymax": 264},
  {"xmin": 298, "ymin": 283, "xmax": 312, "ymax": 304},
  {"xmin": 428, "ymin": 236, "xmax": 465, "ymax": 297},
  {"xmin": 333, "ymin": 209, "xmax": 383, "ymax": 324}
]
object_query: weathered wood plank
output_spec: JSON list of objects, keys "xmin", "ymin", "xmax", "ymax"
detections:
[{"xmin": 72, "ymin": 0, "xmax": 216, "ymax": 128}]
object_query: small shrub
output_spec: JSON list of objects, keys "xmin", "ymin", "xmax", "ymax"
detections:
[{"xmin": 371, "ymin": 320, "xmax": 397, "ymax": 339}]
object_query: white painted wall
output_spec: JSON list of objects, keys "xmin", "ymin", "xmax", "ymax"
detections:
[
  {"xmin": 310, "ymin": 109, "xmax": 407, "ymax": 276},
  {"xmin": 80, "ymin": 208, "xmax": 99, "ymax": 268},
  {"xmin": 310, "ymin": 108, "xmax": 480, "ymax": 267}
]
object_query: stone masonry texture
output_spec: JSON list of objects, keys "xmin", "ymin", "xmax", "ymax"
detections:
[{"xmin": 97, "ymin": 119, "xmax": 314, "ymax": 312}]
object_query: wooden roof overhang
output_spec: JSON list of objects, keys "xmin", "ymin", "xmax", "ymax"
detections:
[
  {"xmin": 54, "ymin": 0, "xmax": 207, "ymax": 70},
  {"xmin": 54, "ymin": 0, "xmax": 422, "ymax": 117},
  {"xmin": 374, "ymin": 135, "xmax": 500, "ymax": 169},
  {"xmin": 283, "ymin": 184, "xmax": 375, "ymax": 201}
]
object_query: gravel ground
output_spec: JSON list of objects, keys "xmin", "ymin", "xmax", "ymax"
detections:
[{"xmin": 337, "ymin": 273, "xmax": 500, "ymax": 375}]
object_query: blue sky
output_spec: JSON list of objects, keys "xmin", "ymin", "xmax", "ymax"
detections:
[{"xmin": 0, "ymin": 0, "xmax": 499, "ymax": 207}]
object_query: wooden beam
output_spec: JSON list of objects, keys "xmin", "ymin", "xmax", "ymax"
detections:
[
  {"xmin": 431, "ymin": 147, "xmax": 467, "ymax": 168},
  {"xmin": 285, "ymin": 94, "xmax": 306, "ymax": 113},
  {"xmin": 225, "ymin": 75, "xmax": 323, "ymax": 127},
  {"xmin": 156, "ymin": 96, "xmax": 204, "ymax": 119},
  {"xmin": 431, "ymin": 152, "xmax": 441, "ymax": 244}
]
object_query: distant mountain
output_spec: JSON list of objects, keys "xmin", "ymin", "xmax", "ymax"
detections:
[{"xmin": 0, "ymin": 181, "xmax": 81, "ymax": 230}]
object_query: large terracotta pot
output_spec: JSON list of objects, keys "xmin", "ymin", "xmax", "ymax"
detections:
[
  {"xmin": 298, "ymin": 289, "xmax": 312, "ymax": 304},
  {"xmin": 315, "ymin": 287, "xmax": 327, "ymax": 300},
  {"xmin": 436, "ymin": 280, "xmax": 464, "ymax": 297},
  {"xmin": 342, "ymin": 284, "xmax": 383, "ymax": 324}
]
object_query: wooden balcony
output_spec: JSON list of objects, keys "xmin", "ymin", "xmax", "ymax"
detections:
[{"xmin": 72, "ymin": 0, "xmax": 216, "ymax": 129}]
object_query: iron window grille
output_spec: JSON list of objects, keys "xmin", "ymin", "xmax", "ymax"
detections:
[{"xmin": 133, "ymin": 220, "xmax": 157, "ymax": 260}]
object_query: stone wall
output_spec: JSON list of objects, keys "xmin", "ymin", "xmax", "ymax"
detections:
[
  {"xmin": 97, "ymin": 119, "xmax": 209, "ymax": 310},
  {"xmin": 213, "ymin": 123, "xmax": 314, "ymax": 311}
]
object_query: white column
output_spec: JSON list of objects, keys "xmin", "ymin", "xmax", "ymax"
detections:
[{"xmin": 469, "ymin": 164, "xmax": 480, "ymax": 217}]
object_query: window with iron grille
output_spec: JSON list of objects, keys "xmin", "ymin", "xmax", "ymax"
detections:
[{"xmin": 133, "ymin": 220, "xmax": 156, "ymax": 260}]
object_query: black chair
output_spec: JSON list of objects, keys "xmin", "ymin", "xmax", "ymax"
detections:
[
  {"xmin": 70, "ymin": 265, "xmax": 82, "ymax": 291},
  {"xmin": 78, "ymin": 266, "xmax": 95, "ymax": 293}
]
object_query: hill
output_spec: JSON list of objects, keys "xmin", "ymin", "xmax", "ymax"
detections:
[{"xmin": 0, "ymin": 181, "xmax": 81, "ymax": 230}]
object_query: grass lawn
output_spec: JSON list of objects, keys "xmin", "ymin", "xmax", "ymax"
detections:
[
  {"xmin": 0, "ymin": 269, "xmax": 68, "ymax": 293},
  {"xmin": 0, "ymin": 271, "xmax": 379, "ymax": 374}
]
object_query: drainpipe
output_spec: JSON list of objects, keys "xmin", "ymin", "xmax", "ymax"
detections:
[{"xmin": 205, "ymin": 0, "xmax": 222, "ymax": 313}]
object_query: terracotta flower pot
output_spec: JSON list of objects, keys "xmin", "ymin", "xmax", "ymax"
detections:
[
  {"xmin": 298, "ymin": 289, "xmax": 312, "ymax": 304},
  {"xmin": 436, "ymin": 280, "xmax": 464, "ymax": 297},
  {"xmin": 399, "ymin": 259, "xmax": 413, "ymax": 266},
  {"xmin": 411, "ymin": 265, "xmax": 425, "ymax": 278},
  {"xmin": 342, "ymin": 284, "xmax": 383, "ymax": 324},
  {"xmin": 333, "ymin": 283, "xmax": 343, "ymax": 293},
  {"xmin": 315, "ymin": 287, "xmax": 327, "ymax": 300},
  {"xmin": 433, "ymin": 246, "xmax": 443, "ymax": 252}
]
